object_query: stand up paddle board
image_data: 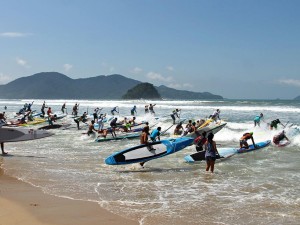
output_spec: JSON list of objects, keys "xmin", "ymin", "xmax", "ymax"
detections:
[
  {"xmin": 95, "ymin": 133, "xmax": 140, "ymax": 142},
  {"xmin": 184, "ymin": 140, "xmax": 271, "ymax": 162},
  {"xmin": 236, "ymin": 140, "xmax": 271, "ymax": 153},
  {"xmin": 38, "ymin": 123, "xmax": 71, "ymax": 130},
  {"xmin": 105, "ymin": 137, "xmax": 194, "ymax": 165},
  {"xmin": 0, "ymin": 127, "xmax": 54, "ymax": 142},
  {"xmin": 184, "ymin": 147, "xmax": 236, "ymax": 163},
  {"xmin": 187, "ymin": 123, "xmax": 227, "ymax": 139}
]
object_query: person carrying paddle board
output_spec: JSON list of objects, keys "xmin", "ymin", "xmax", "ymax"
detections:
[{"xmin": 139, "ymin": 126, "xmax": 154, "ymax": 168}]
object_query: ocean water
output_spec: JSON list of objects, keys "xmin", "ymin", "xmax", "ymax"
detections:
[{"xmin": 1, "ymin": 99, "xmax": 300, "ymax": 225}]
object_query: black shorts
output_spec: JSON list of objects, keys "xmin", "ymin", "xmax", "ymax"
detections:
[{"xmin": 205, "ymin": 156, "xmax": 216, "ymax": 162}]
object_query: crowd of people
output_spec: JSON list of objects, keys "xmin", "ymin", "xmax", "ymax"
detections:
[{"xmin": 0, "ymin": 103, "xmax": 293, "ymax": 173}]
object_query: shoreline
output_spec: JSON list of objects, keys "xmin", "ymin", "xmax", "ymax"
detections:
[{"xmin": 0, "ymin": 166, "xmax": 138, "ymax": 225}]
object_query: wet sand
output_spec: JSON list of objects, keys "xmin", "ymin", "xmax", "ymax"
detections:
[{"xmin": 0, "ymin": 168, "xmax": 138, "ymax": 225}]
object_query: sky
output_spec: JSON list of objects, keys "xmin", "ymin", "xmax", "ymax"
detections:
[{"xmin": 1, "ymin": 0, "xmax": 300, "ymax": 99}]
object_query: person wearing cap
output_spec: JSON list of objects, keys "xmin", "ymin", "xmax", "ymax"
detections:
[
  {"xmin": 209, "ymin": 109, "xmax": 221, "ymax": 122},
  {"xmin": 254, "ymin": 113, "xmax": 264, "ymax": 127},
  {"xmin": 240, "ymin": 132, "xmax": 256, "ymax": 149},
  {"xmin": 170, "ymin": 109, "xmax": 181, "ymax": 124},
  {"xmin": 270, "ymin": 119, "xmax": 283, "ymax": 130},
  {"xmin": 273, "ymin": 130, "xmax": 289, "ymax": 145},
  {"xmin": 131, "ymin": 105, "xmax": 137, "ymax": 116}
]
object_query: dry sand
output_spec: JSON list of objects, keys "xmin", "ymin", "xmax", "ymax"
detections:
[{"xmin": 0, "ymin": 167, "xmax": 138, "ymax": 225}]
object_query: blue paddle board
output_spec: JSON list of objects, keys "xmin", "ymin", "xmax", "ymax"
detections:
[{"xmin": 105, "ymin": 137, "xmax": 194, "ymax": 165}]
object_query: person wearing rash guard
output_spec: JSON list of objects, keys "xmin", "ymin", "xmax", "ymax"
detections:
[
  {"xmin": 150, "ymin": 127, "xmax": 162, "ymax": 141},
  {"xmin": 254, "ymin": 113, "xmax": 264, "ymax": 127},
  {"xmin": 131, "ymin": 105, "xmax": 137, "ymax": 116}
]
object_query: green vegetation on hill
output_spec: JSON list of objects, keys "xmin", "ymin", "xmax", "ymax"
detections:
[{"xmin": 122, "ymin": 83, "xmax": 161, "ymax": 99}]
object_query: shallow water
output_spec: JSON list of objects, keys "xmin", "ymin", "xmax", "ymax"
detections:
[{"xmin": 1, "ymin": 99, "xmax": 300, "ymax": 225}]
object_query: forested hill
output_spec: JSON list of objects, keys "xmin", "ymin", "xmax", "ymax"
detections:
[{"xmin": 0, "ymin": 72, "xmax": 223, "ymax": 100}]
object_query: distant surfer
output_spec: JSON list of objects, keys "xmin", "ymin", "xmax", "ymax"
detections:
[
  {"xmin": 270, "ymin": 119, "xmax": 283, "ymax": 130},
  {"xmin": 131, "ymin": 105, "xmax": 137, "ymax": 116},
  {"xmin": 170, "ymin": 109, "xmax": 181, "ymax": 124},
  {"xmin": 144, "ymin": 105, "xmax": 149, "ymax": 114},
  {"xmin": 93, "ymin": 107, "xmax": 102, "ymax": 121},
  {"xmin": 111, "ymin": 106, "xmax": 119, "ymax": 115},
  {"xmin": 273, "ymin": 130, "xmax": 289, "ymax": 145},
  {"xmin": 41, "ymin": 101, "xmax": 47, "ymax": 117},
  {"xmin": 4, "ymin": 106, "xmax": 7, "ymax": 110},
  {"xmin": 240, "ymin": 132, "xmax": 256, "ymax": 149},
  {"xmin": 209, "ymin": 109, "xmax": 221, "ymax": 122},
  {"xmin": 61, "ymin": 102, "xmax": 67, "ymax": 114},
  {"xmin": 254, "ymin": 113, "xmax": 264, "ymax": 127},
  {"xmin": 149, "ymin": 104, "xmax": 156, "ymax": 115},
  {"xmin": 72, "ymin": 103, "xmax": 79, "ymax": 116}
]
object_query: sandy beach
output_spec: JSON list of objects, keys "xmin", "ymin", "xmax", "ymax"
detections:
[{"xmin": 0, "ymin": 166, "xmax": 138, "ymax": 225}]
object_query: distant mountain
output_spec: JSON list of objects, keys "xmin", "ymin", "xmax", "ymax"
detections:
[
  {"xmin": 123, "ymin": 83, "xmax": 161, "ymax": 99},
  {"xmin": 156, "ymin": 85, "xmax": 223, "ymax": 100},
  {"xmin": 294, "ymin": 95, "xmax": 300, "ymax": 100},
  {"xmin": 0, "ymin": 72, "xmax": 223, "ymax": 100}
]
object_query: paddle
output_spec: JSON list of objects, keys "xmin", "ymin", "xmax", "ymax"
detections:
[{"xmin": 283, "ymin": 121, "xmax": 289, "ymax": 128}]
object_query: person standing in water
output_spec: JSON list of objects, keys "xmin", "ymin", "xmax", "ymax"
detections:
[
  {"xmin": 204, "ymin": 133, "xmax": 219, "ymax": 173},
  {"xmin": 254, "ymin": 113, "xmax": 264, "ymax": 127}
]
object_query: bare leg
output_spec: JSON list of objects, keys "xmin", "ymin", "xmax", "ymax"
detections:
[{"xmin": 1, "ymin": 142, "xmax": 7, "ymax": 155}]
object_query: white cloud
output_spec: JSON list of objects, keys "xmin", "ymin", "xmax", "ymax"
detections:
[
  {"xmin": 63, "ymin": 64, "xmax": 73, "ymax": 72},
  {"xmin": 0, "ymin": 32, "xmax": 31, "ymax": 37},
  {"xmin": 167, "ymin": 83, "xmax": 194, "ymax": 89},
  {"xmin": 166, "ymin": 66, "xmax": 174, "ymax": 71},
  {"xmin": 0, "ymin": 73, "xmax": 12, "ymax": 84},
  {"xmin": 278, "ymin": 79, "xmax": 300, "ymax": 87},
  {"xmin": 16, "ymin": 57, "xmax": 30, "ymax": 68},
  {"xmin": 146, "ymin": 72, "xmax": 173, "ymax": 82},
  {"xmin": 131, "ymin": 67, "xmax": 143, "ymax": 74}
]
